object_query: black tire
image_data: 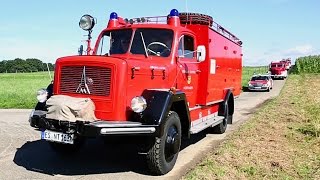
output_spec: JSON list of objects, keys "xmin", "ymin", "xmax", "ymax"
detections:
[
  {"xmin": 49, "ymin": 136, "xmax": 85, "ymax": 155},
  {"xmin": 146, "ymin": 111, "xmax": 181, "ymax": 175},
  {"xmin": 227, "ymin": 112, "xmax": 233, "ymax": 124},
  {"xmin": 213, "ymin": 102, "xmax": 229, "ymax": 133},
  {"xmin": 179, "ymin": 12, "xmax": 213, "ymax": 26}
]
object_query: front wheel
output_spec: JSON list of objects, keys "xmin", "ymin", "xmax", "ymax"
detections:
[{"xmin": 146, "ymin": 111, "xmax": 181, "ymax": 175}]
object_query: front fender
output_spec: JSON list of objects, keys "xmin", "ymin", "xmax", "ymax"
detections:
[{"xmin": 138, "ymin": 89, "xmax": 190, "ymax": 136}]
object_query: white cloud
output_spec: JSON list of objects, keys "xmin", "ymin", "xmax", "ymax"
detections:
[
  {"xmin": 243, "ymin": 44, "xmax": 320, "ymax": 66},
  {"xmin": 284, "ymin": 44, "xmax": 316, "ymax": 56}
]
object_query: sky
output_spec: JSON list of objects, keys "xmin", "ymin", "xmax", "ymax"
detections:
[{"xmin": 0, "ymin": 0, "xmax": 319, "ymax": 66}]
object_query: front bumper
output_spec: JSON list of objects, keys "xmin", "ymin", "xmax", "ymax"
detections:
[
  {"xmin": 271, "ymin": 75, "xmax": 286, "ymax": 78},
  {"xmin": 248, "ymin": 86, "xmax": 269, "ymax": 91},
  {"xmin": 29, "ymin": 110, "xmax": 157, "ymax": 137}
]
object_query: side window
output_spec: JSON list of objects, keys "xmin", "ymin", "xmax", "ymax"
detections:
[
  {"xmin": 178, "ymin": 37, "xmax": 184, "ymax": 57},
  {"xmin": 177, "ymin": 35, "xmax": 195, "ymax": 59}
]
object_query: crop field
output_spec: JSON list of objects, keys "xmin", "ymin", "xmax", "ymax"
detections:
[
  {"xmin": 0, "ymin": 66, "xmax": 267, "ymax": 108},
  {"xmin": 294, "ymin": 55, "xmax": 320, "ymax": 74},
  {"xmin": 0, "ymin": 72, "xmax": 52, "ymax": 108}
]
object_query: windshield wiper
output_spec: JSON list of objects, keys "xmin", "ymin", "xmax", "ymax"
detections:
[{"xmin": 140, "ymin": 32, "xmax": 149, "ymax": 58}]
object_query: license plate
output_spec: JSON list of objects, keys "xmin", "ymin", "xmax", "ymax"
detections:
[
  {"xmin": 41, "ymin": 130, "xmax": 74, "ymax": 144},
  {"xmin": 255, "ymin": 87, "xmax": 261, "ymax": 89}
]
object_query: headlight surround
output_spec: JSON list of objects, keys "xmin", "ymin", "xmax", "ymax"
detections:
[
  {"xmin": 131, "ymin": 96, "xmax": 147, "ymax": 113},
  {"xmin": 79, "ymin": 14, "xmax": 95, "ymax": 31},
  {"xmin": 248, "ymin": 83, "xmax": 253, "ymax": 87},
  {"xmin": 36, "ymin": 89, "xmax": 48, "ymax": 103}
]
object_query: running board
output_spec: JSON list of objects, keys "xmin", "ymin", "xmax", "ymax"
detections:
[{"xmin": 190, "ymin": 116, "xmax": 224, "ymax": 134}]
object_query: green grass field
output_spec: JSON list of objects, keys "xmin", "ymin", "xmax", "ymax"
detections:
[
  {"xmin": 0, "ymin": 66, "xmax": 268, "ymax": 108},
  {"xmin": 0, "ymin": 72, "xmax": 52, "ymax": 108}
]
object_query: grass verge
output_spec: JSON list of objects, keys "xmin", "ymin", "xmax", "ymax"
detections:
[
  {"xmin": 0, "ymin": 72, "xmax": 51, "ymax": 108},
  {"xmin": 183, "ymin": 74, "xmax": 320, "ymax": 179}
]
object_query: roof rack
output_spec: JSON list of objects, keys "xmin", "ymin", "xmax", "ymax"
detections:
[
  {"xmin": 211, "ymin": 22, "xmax": 242, "ymax": 46},
  {"xmin": 123, "ymin": 14, "xmax": 242, "ymax": 46},
  {"xmin": 124, "ymin": 16, "xmax": 168, "ymax": 25}
]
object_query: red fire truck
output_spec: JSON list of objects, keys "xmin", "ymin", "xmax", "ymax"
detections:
[
  {"xmin": 269, "ymin": 61, "xmax": 288, "ymax": 79},
  {"xmin": 280, "ymin": 58, "xmax": 292, "ymax": 70},
  {"xmin": 29, "ymin": 9, "xmax": 242, "ymax": 175}
]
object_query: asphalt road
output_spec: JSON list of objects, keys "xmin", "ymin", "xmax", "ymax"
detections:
[{"xmin": 0, "ymin": 79, "xmax": 286, "ymax": 180}]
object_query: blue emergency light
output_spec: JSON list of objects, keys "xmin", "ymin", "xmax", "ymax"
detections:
[
  {"xmin": 110, "ymin": 12, "xmax": 118, "ymax": 19},
  {"xmin": 169, "ymin": 9, "xmax": 179, "ymax": 17}
]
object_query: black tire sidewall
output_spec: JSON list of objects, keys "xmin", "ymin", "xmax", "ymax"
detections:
[{"xmin": 158, "ymin": 112, "xmax": 181, "ymax": 173}]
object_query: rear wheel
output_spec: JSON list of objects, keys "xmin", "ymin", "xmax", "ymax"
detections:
[
  {"xmin": 146, "ymin": 111, "xmax": 181, "ymax": 175},
  {"xmin": 213, "ymin": 102, "xmax": 229, "ymax": 134}
]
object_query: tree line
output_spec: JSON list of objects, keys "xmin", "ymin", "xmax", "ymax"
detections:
[{"xmin": 0, "ymin": 58, "xmax": 54, "ymax": 73}]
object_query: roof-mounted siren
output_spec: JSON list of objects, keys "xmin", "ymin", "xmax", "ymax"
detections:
[
  {"xmin": 107, "ymin": 12, "xmax": 119, "ymax": 28},
  {"xmin": 167, "ymin": 9, "xmax": 180, "ymax": 27}
]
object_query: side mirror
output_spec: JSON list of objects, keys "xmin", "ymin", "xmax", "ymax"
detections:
[
  {"xmin": 197, "ymin": 45, "xmax": 206, "ymax": 62},
  {"xmin": 78, "ymin": 45, "xmax": 84, "ymax": 55}
]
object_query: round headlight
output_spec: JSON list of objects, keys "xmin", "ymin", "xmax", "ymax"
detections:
[
  {"xmin": 37, "ymin": 89, "xmax": 48, "ymax": 103},
  {"xmin": 131, "ymin": 96, "xmax": 147, "ymax": 113},
  {"xmin": 79, "ymin": 14, "xmax": 95, "ymax": 31}
]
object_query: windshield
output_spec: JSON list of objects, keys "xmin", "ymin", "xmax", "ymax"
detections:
[
  {"xmin": 97, "ymin": 29, "xmax": 132, "ymax": 55},
  {"xmin": 271, "ymin": 64, "xmax": 283, "ymax": 68},
  {"xmin": 96, "ymin": 28, "xmax": 173, "ymax": 57},
  {"xmin": 251, "ymin": 76, "xmax": 268, "ymax": 81},
  {"xmin": 130, "ymin": 29, "xmax": 173, "ymax": 57}
]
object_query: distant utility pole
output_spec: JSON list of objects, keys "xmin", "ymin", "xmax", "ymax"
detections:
[{"xmin": 46, "ymin": 63, "xmax": 52, "ymax": 81}]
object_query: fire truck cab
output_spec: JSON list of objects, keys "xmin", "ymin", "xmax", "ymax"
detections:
[{"xmin": 29, "ymin": 9, "xmax": 242, "ymax": 175}]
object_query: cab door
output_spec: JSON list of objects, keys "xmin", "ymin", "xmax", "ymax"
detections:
[{"xmin": 175, "ymin": 34, "xmax": 200, "ymax": 107}]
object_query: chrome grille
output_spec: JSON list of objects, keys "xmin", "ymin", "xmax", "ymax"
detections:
[{"xmin": 60, "ymin": 66, "xmax": 112, "ymax": 96}]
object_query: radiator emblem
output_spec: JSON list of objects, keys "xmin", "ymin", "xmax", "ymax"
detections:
[{"xmin": 76, "ymin": 66, "xmax": 91, "ymax": 94}]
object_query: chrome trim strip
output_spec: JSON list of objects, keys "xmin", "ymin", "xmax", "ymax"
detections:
[
  {"xmin": 189, "ymin": 99, "xmax": 224, "ymax": 111},
  {"xmin": 100, "ymin": 127, "xmax": 156, "ymax": 135},
  {"xmin": 90, "ymin": 121, "xmax": 142, "ymax": 128},
  {"xmin": 206, "ymin": 99, "xmax": 224, "ymax": 106},
  {"xmin": 189, "ymin": 106, "xmax": 201, "ymax": 111}
]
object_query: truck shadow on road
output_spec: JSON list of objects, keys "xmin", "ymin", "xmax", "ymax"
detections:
[{"xmin": 13, "ymin": 132, "xmax": 207, "ymax": 176}]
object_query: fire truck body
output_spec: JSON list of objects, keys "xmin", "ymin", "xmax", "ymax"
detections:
[
  {"xmin": 269, "ymin": 61, "xmax": 287, "ymax": 79},
  {"xmin": 52, "ymin": 13, "xmax": 242, "ymax": 133},
  {"xmin": 29, "ymin": 9, "xmax": 242, "ymax": 175}
]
